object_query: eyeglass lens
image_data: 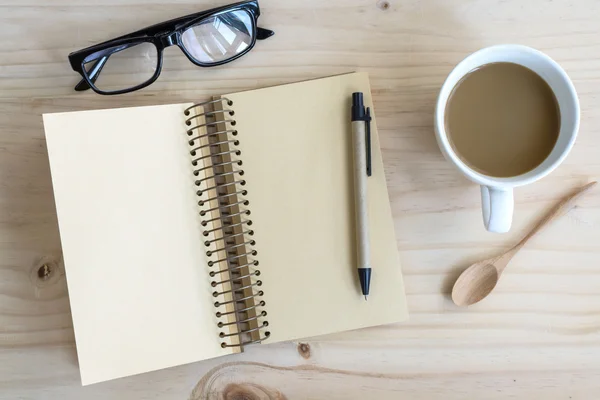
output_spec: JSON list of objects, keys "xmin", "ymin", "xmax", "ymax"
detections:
[
  {"xmin": 181, "ymin": 9, "xmax": 254, "ymax": 64},
  {"xmin": 82, "ymin": 42, "xmax": 159, "ymax": 93}
]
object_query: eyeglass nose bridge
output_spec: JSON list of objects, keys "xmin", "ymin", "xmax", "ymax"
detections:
[{"xmin": 158, "ymin": 31, "xmax": 179, "ymax": 48}]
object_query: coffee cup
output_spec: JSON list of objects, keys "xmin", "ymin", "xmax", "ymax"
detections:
[{"xmin": 434, "ymin": 44, "xmax": 579, "ymax": 233}]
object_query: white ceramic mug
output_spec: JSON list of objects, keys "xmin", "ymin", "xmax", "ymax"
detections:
[{"xmin": 434, "ymin": 44, "xmax": 580, "ymax": 233}]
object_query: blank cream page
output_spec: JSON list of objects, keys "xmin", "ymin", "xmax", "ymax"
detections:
[
  {"xmin": 224, "ymin": 73, "xmax": 408, "ymax": 343},
  {"xmin": 43, "ymin": 104, "xmax": 232, "ymax": 385}
]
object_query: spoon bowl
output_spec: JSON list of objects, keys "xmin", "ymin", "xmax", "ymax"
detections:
[{"xmin": 451, "ymin": 261, "xmax": 499, "ymax": 306}]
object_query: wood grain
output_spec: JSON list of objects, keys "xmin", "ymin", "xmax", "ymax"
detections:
[{"xmin": 1, "ymin": 0, "xmax": 600, "ymax": 398}]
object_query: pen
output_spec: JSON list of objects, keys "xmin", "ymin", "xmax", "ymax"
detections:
[{"xmin": 351, "ymin": 92, "xmax": 372, "ymax": 301}]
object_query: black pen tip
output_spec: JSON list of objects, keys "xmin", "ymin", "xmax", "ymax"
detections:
[{"xmin": 358, "ymin": 268, "xmax": 371, "ymax": 296}]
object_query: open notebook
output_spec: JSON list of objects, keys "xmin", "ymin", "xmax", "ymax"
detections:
[{"xmin": 43, "ymin": 72, "xmax": 408, "ymax": 385}]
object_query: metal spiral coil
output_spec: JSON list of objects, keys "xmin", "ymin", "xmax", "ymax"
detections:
[{"xmin": 185, "ymin": 98, "xmax": 270, "ymax": 348}]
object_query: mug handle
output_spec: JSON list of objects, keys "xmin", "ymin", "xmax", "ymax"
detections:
[{"xmin": 480, "ymin": 186, "xmax": 513, "ymax": 233}]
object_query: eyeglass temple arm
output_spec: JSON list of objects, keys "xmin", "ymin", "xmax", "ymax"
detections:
[
  {"xmin": 74, "ymin": 56, "xmax": 108, "ymax": 91},
  {"xmin": 257, "ymin": 27, "xmax": 274, "ymax": 40}
]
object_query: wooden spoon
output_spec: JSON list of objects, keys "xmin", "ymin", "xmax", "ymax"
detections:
[{"xmin": 452, "ymin": 181, "xmax": 597, "ymax": 307}]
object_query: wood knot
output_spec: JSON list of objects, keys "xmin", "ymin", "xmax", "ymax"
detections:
[
  {"xmin": 29, "ymin": 256, "xmax": 63, "ymax": 288},
  {"xmin": 377, "ymin": 0, "xmax": 391, "ymax": 11},
  {"xmin": 297, "ymin": 342, "xmax": 311, "ymax": 359},
  {"xmin": 37, "ymin": 263, "xmax": 53, "ymax": 280},
  {"xmin": 222, "ymin": 383, "xmax": 286, "ymax": 400},
  {"xmin": 223, "ymin": 383, "xmax": 261, "ymax": 400}
]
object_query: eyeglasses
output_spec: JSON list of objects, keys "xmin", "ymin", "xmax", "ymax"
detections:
[{"xmin": 68, "ymin": 0, "xmax": 274, "ymax": 95}]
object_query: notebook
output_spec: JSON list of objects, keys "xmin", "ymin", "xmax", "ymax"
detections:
[{"xmin": 43, "ymin": 72, "xmax": 408, "ymax": 385}]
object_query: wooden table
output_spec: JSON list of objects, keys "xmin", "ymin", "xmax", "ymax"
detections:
[{"xmin": 2, "ymin": 0, "xmax": 600, "ymax": 398}]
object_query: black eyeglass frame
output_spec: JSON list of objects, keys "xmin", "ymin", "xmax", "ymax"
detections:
[{"xmin": 68, "ymin": 0, "xmax": 274, "ymax": 95}]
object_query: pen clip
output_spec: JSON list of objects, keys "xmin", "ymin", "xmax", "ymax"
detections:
[{"xmin": 365, "ymin": 108, "xmax": 372, "ymax": 177}]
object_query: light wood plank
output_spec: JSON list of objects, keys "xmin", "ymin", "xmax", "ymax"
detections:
[{"xmin": 1, "ymin": 0, "xmax": 600, "ymax": 398}]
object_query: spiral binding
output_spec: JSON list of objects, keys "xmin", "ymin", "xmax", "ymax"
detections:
[{"xmin": 184, "ymin": 98, "xmax": 270, "ymax": 349}]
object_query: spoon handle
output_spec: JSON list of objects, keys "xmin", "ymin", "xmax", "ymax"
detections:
[{"xmin": 513, "ymin": 181, "xmax": 597, "ymax": 251}]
